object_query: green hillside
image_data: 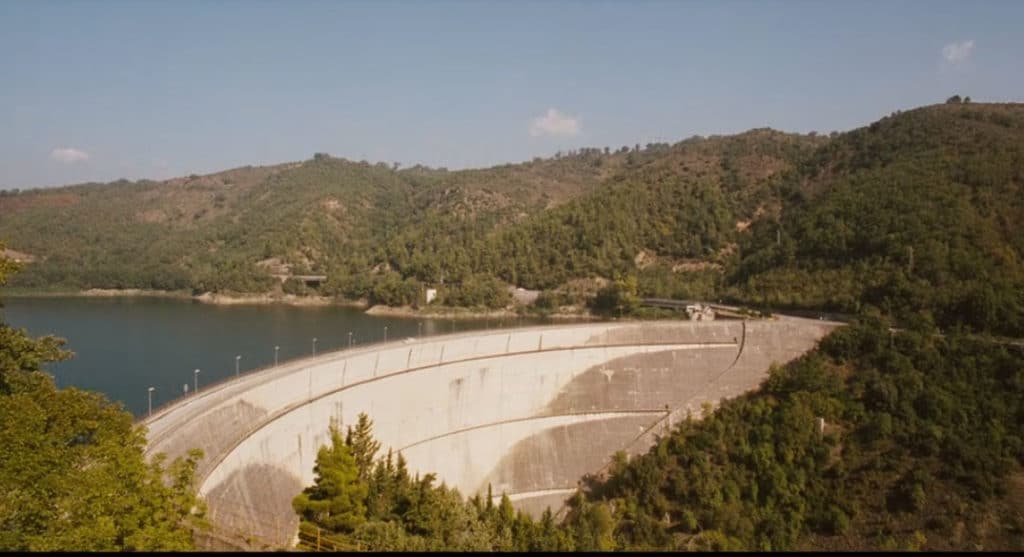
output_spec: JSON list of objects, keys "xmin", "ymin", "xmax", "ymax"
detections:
[
  {"xmin": 729, "ymin": 102, "xmax": 1024, "ymax": 335},
  {"xmin": 0, "ymin": 129, "xmax": 821, "ymax": 307},
  {"xmin": 2, "ymin": 102, "xmax": 1022, "ymax": 334}
]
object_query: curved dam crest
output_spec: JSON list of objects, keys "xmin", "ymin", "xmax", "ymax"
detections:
[{"xmin": 142, "ymin": 318, "xmax": 839, "ymax": 547}]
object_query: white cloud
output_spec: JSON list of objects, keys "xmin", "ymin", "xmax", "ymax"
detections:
[
  {"xmin": 942, "ymin": 40, "xmax": 974, "ymax": 64},
  {"xmin": 529, "ymin": 108, "xmax": 580, "ymax": 137},
  {"xmin": 49, "ymin": 147, "xmax": 90, "ymax": 164}
]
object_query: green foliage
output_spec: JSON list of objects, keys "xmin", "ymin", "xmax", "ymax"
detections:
[
  {"xmin": 590, "ymin": 275, "xmax": 640, "ymax": 316},
  {"xmin": 0, "ymin": 129, "xmax": 820, "ymax": 310},
  {"xmin": 368, "ymin": 272, "xmax": 421, "ymax": 307},
  {"xmin": 439, "ymin": 273, "xmax": 511, "ymax": 309},
  {"xmin": 562, "ymin": 494, "xmax": 616, "ymax": 551},
  {"xmin": 637, "ymin": 266, "xmax": 721, "ymax": 301},
  {"xmin": 532, "ymin": 290, "xmax": 563, "ymax": 312},
  {"xmin": 282, "ymin": 277, "xmax": 311, "ymax": 296},
  {"xmin": 4, "ymin": 104, "xmax": 1023, "ymax": 334},
  {"xmin": 569, "ymin": 321, "xmax": 1024, "ymax": 551},
  {"xmin": 292, "ymin": 426, "xmax": 368, "ymax": 533},
  {"xmin": 731, "ymin": 103, "xmax": 1024, "ymax": 336},
  {"xmin": 0, "ymin": 252, "xmax": 207, "ymax": 551},
  {"xmin": 293, "ymin": 322, "xmax": 1023, "ymax": 552},
  {"xmin": 295, "ymin": 414, "xmax": 583, "ymax": 552},
  {"xmin": 0, "ymin": 241, "xmax": 20, "ymax": 289},
  {"xmin": 345, "ymin": 413, "xmax": 381, "ymax": 481}
]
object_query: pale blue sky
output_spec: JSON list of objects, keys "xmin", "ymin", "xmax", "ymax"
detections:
[{"xmin": 2, "ymin": 0, "xmax": 1021, "ymax": 189}]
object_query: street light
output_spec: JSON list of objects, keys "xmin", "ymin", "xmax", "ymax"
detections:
[
  {"xmin": 384, "ymin": 326, "xmax": 388, "ymax": 343},
  {"xmin": 235, "ymin": 355, "xmax": 241, "ymax": 376},
  {"xmin": 348, "ymin": 332, "xmax": 353, "ymax": 349},
  {"xmin": 147, "ymin": 386, "xmax": 155, "ymax": 417},
  {"xmin": 312, "ymin": 337, "xmax": 318, "ymax": 357},
  {"xmin": 274, "ymin": 345, "xmax": 280, "ymax": 366},
  {"xmin": 194, "ymin": 369, "xmax": 200, "ymax": 394}
]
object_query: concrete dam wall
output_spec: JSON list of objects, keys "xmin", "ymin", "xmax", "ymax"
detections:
[{"xmin": 142, "ymin": 318, "xmax": 839, "ymax": 547}]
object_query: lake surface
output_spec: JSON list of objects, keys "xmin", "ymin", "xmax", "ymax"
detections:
[{"xmin": 1, "ymin": 296, "xmax": 550, "ymax": 417}]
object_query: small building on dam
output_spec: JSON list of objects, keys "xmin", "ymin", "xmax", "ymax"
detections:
[{"xmin": 141, "ymin": 317, "xmax": 839, "ymax": 549}]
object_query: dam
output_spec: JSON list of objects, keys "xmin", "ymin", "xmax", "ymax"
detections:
[{"xmin": 141, "ymin": 317, "xmax": 839, "ymax": 548}]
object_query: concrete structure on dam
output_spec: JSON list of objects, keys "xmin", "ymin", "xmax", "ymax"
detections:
[{"xmin": 142, "ymin": 317, "xmax": 839, "ymax": 548}]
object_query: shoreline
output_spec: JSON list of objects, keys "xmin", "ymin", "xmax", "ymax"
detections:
[
  {"xmin": 1, "ymin": 288, "xmax": 359, "ymax": 308},
  {"xmin": 364, "ymin": 303, "xmax": 596, "ymax": 321},
  {"xmin": 1, "ymin": 288, "xmax": 595, "ymax": 320},
  {"xmin": 3, "ymin": 288, "xmax": 195, "ymax": 300}
]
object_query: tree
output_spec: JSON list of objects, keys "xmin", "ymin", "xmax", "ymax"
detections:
[
  {"xmin": 565, "ymin": 498, "xmax": 616, "ymax": 551},
  {"xmin": 592, "ymin": 275, "xmax": 640, "ymax": 316},
  {"xmin": 0, "ymin": 246, "xmax": 207, "ymax": 551},
  {"xmin": 945, "ymin": 94, "xmax": 962, "ymax": 104},
  {"xmin": 0, "ymin": 242, "xmax": 18, "ymax": 290},
  {"xmin": 346, "ymin": 412, "xmax": 382, "ymax": 481},
  {"xmin": 292, "ymin": 425, "xmax": 368, "ymax": 533}
]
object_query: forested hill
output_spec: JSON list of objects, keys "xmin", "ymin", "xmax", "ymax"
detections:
[
  {"xmin": 2, "ymin": 101, "xmax": 1023, "ymax": 336},
  {"xmin": 730, "ymin": 102, "xmax": 1024, "ymax": 336},
  {"xmin": 0, "ymin": 126, "xmax": 822, "ymax": 302}
]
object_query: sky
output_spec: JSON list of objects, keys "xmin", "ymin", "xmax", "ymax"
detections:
[{"xmin": 1, "ymin": 0, "xmax": 1022, "ymax": 190}]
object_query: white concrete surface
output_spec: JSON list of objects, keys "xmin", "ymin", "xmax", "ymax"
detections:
[{"xmin": 143, "ymin": 318, "xmax": 839, "ymax": 547}]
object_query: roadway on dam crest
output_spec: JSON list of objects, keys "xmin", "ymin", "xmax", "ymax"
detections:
[{"xmin": 141, "ymin": 317, "xmax": 840, "ymax": 549}]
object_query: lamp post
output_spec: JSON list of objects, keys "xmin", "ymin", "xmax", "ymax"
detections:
[
  {"xmin": 235, "ymin": 355, "xmax": 241, "ymax": 376},
  {"xmin": 383, "ymin": 326, "xmax": 388, "ymax": 343},
  {"xmin": 274, "ymin": 345, "xmax": 280, "ymax": 366},
  {"xmin": 312, "ymin": 337, "xmax": 317, "ymax": 357},
  {"xmin": 194, "ymin": 369, "xmax": 200, "ymax": 394},
  {"xmin": 147, "ymin": 386, "xmax": 155, "ymax": 417},
  {"xmin": 348, "ymin": 332, "xmax": 353, "ymax": 349}
]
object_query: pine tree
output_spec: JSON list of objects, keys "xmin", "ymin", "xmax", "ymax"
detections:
[
  {"xmin": 292, "ymin": 425, "xmax": 368, "ymax": 533},
  {"xmin": 346, "ymin": 412, "xmax": 382, "ymax": 481}
]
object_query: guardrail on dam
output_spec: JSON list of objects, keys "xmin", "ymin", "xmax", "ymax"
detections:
[{"xmin": 142, "ymin": 318, "xmax": 839, "ymax": 548}]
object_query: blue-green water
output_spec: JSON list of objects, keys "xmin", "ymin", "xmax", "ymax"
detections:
[{"xmin": 1, "ymin": 296, "xmax": 546, "ymax": 417}]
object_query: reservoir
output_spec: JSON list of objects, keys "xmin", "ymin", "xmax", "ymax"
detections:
[{"xmin": 1, "ymin": 296, "xmax": 548, "ymax": 417}]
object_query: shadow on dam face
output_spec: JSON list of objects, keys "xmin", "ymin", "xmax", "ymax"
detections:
[
  {"xmin": 142, "ymin": 318, "xmax": 840, "ymax": 548},
  {"xmin": 475, "ymin": 346, "xmax": 739, "ymax": 505}
]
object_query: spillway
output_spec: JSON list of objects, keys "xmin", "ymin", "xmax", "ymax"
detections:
[{"xmin": 141, "ymin": 317, "xmax": 839, "ymax": 548}]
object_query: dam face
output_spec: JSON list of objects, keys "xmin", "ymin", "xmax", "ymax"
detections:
[{"xmin": 142, "ymin": 318, "xmax": 838, "ymax": 547}]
